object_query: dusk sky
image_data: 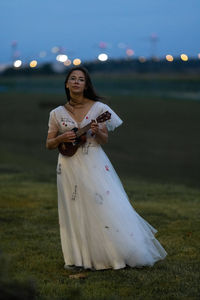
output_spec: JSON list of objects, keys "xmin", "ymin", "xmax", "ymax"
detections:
[{"xmin": 1, "ymin": 0, "xmax": 200, "ymax": 64}]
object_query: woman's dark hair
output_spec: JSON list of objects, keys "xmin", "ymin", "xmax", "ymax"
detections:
[{"xmin": 64, "ymin": 66, "xmax": 102, "ymax": 102}]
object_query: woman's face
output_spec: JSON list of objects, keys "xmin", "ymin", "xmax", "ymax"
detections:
[{"xmin": 66, "ymin": 70, "xmax": 86, "ymax": 95}]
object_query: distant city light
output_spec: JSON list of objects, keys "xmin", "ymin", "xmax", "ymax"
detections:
[
  {"xmin": 166, "ymin": 54, "xmax": 174, "ymax": 62},
  {"xmin": 126, "ymin": 49, "xmax": 134, "ymax": 56},
  {"xmin": 180, "ymin": 54, "xmax": 188, "ymax": 61},
  {"xmin": 138, "ymin": 56, "xmax": 146, "ymax": 63},
  {"xmin": 51, "ymin": 46, "xmax": 60, "ymax": 54},
  {"xmin": 56, "ymin": 55, "xmax": 60, "ymax": 61},
  {"xmin": 56, "ymin": 54, "xmax": 68, "ymax": 62},
  {"xmin": 13, "ymin": 60, "xmax": 22, "ymax": 68},
  {"xmin": 39, "ymin": 51, "xmax": 47, "ymax": 58},
  {"xmin": 64, "ymin": 59, "xmax": 72, "ymax": 66},
  {"xmin": 73, "ymin": 58, "xmax": 81, "ymax": 65},
  {"xmin": 98, "ymin": 53, "xmax": 108, "ymax": 61},
  {"xmin": 30, "ymin": 60, "xmax": 37, "ymax": 68}
]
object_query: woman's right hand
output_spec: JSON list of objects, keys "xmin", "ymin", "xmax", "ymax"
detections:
[{"xmin": 59, "ymin": 131, "xmax": 76, "ymax": 143}]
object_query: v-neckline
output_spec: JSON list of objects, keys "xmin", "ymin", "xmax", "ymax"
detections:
[{"xmin": 62, "ymin": 101, "xmax": 97, "ymax": 125}]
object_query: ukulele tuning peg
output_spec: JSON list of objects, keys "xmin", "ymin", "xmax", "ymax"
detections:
[{"xmin": 96, "ymin": 111, "xmax": 112, "ymax": 123}]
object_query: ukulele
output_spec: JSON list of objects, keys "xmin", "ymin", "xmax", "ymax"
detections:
[{"xmin": 58, "ymin": 111, "xmax": 111, "ymax": 156}]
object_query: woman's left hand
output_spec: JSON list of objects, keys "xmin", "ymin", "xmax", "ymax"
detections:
[{"xmin": 91, "ymin": 120, "xmax": 99, "ymax": 135}]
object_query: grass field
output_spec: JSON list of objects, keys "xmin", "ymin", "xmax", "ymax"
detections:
[{"xmin": 0, "ymin": 74, "xmax": 200, "ymax": 299}]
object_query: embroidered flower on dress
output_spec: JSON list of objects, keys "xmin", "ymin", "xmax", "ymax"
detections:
[
  {"xmin": 61, "ymin": 117, "xmax": 75, "ymax": 125},
  {"xmin": 72, "ymin": 185, "xmax": 78, "ymax": 201},
  {"xmin": 95, "ymin": 193, "xmax": 104, "ymax": 205},
  {"xmin": 105, "ymin": 165, "xmax": 109, "ymax": 171},
  {"xmin": 86, "ymin": 116, "xmax": 88, "ymax": 119}
]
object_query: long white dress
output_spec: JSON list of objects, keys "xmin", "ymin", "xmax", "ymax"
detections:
[{"xmin": 48, "ymin": 101, "xmax": 167, "ymax": 270}]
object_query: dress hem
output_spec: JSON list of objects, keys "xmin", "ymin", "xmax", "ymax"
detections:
[{"xmin": 64, "ymin": 255, "xmax": 167, "ymax": 271}]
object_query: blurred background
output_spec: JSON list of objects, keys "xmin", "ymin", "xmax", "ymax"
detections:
[{"xmin": 1, "ymin": 0, "xmax": 200, "ymax": 68}]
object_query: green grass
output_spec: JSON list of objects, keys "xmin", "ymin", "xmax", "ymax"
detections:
[
  {"xmin": 0, "ymin": 74, "xmax": 200, "ymax": 299},
  {"xmin": 0, "ymin": 173, "xmax": 199, "ymax": 299}
]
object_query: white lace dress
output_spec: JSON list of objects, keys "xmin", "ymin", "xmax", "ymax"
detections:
[{"xmin": 48, "ymin": 101, "xmax": 167, "ymax": 270}]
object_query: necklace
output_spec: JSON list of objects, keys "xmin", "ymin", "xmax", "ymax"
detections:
[
  {"xmin": 65, "ymin": 101, "xmax": 84, "ymax": 115},
  {"xmin": 69, "ymin": 98, "xmax": 85, "ymax": 108}
]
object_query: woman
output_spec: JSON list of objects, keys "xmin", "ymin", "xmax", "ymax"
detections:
[{"xmin": 46, "ymin": 66, "xmax": 167, "ymax": 270}]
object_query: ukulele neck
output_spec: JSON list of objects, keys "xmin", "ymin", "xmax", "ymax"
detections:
[
  {"xmin": 76, "ymin": 122, "xmax": 93, "ymax": 138},
  {"xmin": 75, "ymin": 111, "xmax": 111, "ymax": 138}
]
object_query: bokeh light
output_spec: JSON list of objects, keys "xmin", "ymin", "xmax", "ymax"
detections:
[
  {"xmin": 64, "ymin": 59, "xmax": 72, "ymax": 66},
  {"xmin": 126, "ymin": 49, "xmax": 134, "ymax": 56},
  {"xmin": 73, "ymin": 58, "xmax": 81, "ymax": 65},
  {"xmin": 13, "ymin": 60, "xmax": 22, "ymax": 68},
  {"xmin": 198, "ymin": 53, "xmax": 200, "ymax": 59},
  {"xmin": 180, "ymin": 54, "xmax": 188, "ymax": 61},
  {"xmin": 51, "ymin": 46, "xmax": 60, "ymax": 53},
  {"xmin": 98, "ymin": 53, "xmax": 108, "ymax": 61},
  {"xmin": 30, "ymin": 60, "xmax": 37, "ymax": 68},
  {"xmin": 138, "ymin": 56, "xmax": 146, "ymax": 63},
  {"xmin": 56, "ymin": 54, "xmax": 68, "ymax": 62},
  {"xmin": 166, "ymin": 54, "xmax": 174, "ymax": 62}
]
